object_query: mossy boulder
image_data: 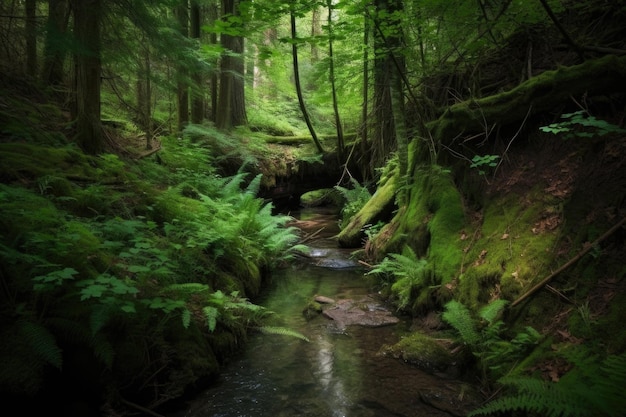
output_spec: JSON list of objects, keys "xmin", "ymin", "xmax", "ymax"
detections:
[{"xmin": 381, "ymin": 331, "xmax": 465, "ymax": 376}]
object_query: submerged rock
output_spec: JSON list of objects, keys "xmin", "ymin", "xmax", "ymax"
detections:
[{"xmin": 321, "ymin": 295, "xmax": 400, "ymax": 330}]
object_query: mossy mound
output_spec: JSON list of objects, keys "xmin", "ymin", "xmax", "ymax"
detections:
[{"xmin": 381, "ymin": 331, "xmax": 465, "ymax": 376}]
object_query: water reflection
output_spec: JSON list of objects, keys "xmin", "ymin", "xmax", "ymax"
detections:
[{"xmin": 178, "ymin": 208, "xmax": 473, "ymax": 417}]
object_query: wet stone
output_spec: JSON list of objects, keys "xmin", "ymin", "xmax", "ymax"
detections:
[{"xmin": 322, "ymin": 295, "xmax": 400, "ymax": 330}]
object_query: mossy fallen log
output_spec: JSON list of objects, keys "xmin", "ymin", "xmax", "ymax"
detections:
[
  {"xmin": 336, "ymin": 173, "xmax": 398, "ymax": 248},
  {"xmin": 264, "ymin": 132, "xmax": 358, "ymax": 145},
  {"xmin": 429, "ymin": 54, "xmax": 626, "ymax": 146}
]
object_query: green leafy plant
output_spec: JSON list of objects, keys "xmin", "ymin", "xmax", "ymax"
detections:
[
  {"xmin": 470, "ymin": 154, "xmax": 500, "ymax": 175},
  {"xmin": 540, "ymin": 110, "xmax": 626, "ymax": 139},
  {"xmin": 442, "ymin": 300, "xmax": 541, "ymax": 379},
  {"xmin": 470, "ymin": 350, "xmax": 626, "ymax": 417},
  {"xmin": 335, "ymin": 177, "xmax": 372, "ymax": 229},
  {"xmin": 367, "ymin": 246, "xmax": 433, "ymax": 310},
  {"xmin": 257, "ymin": 326, "xmax": 310, "ymax": 342}
]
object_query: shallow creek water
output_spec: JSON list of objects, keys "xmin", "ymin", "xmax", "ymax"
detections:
[{"xmin": 179, "ymin": 208, "xmax": 476, "ymax": 417}]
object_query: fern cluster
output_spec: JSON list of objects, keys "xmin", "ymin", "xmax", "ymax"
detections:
[
  {"xmin": 0, "ymin": 136, "xmax": 304, "ymax": 398},
  {"xmin": 367, "ymin": 246, "xmax": 433, "ymax": 310},
  {"xmin": 442, "ymin": 299, "xmax": 541, "ymax": 379},
  {"xmin": 335, "ymin": 177, "xmax": 372, "ymax": 229},
  {"xmin": 470, "ymin": 351, "xmax": 626, "ymax": 417}
]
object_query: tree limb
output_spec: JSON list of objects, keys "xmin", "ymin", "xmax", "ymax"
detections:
[{"xmin": 511, "ymin": 216, "xmax": 626, "ymax": 308}]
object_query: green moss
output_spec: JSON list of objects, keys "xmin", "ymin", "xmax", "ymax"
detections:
[
  {"xmin": 300, "ymin": 188, "xmax": 341, "ymax": 207},
  {"xmin": 457, "ymin": 188, "xmax": 560, "ymax": 309},
  {"xmin": 337, "ymin": 171, "xmax": 398, "ymax": 247},
  {"xmin": 384, "ymin": 331, "xmax": 457, "ymax": 372}
]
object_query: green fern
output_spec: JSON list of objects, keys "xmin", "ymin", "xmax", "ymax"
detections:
[
  {"xmin": 478, "ymin": 299, "xmax": 508, "ymax": 325},
  {"xmin": 257, "ymin": 326, "xmax": 310, "ymax": 342},
  {"xmin": 17, "ymin": 319, "xmax": 63, "ymax": 369},
  {"xmin": 367, "ymin": 246, "xmax": 431, "ymax": 309},
  {"xmin": 470, "ymin": 351, "xmax": 626, "ymax": 417},
  {"xmin": 442, "ymin": 300, "xmax": 481, "ymax": 346}
]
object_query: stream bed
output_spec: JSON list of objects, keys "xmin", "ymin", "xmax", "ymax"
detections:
[{"xmin": 178, "ymin": 208, "xmax": 479, "ymax": 417}]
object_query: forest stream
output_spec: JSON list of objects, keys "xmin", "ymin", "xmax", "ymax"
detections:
[{"xmin": 176, "ymin": 207, "xmax": 478, "ymax": 417}]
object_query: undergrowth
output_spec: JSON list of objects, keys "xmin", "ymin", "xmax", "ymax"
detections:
[
  {"xmin": 0, "ymin": 134, "xmax": 306, "ymax": 402},
  {"xmin": 470, "ymin": 349, "xmax": 626, "ymax": 417}
]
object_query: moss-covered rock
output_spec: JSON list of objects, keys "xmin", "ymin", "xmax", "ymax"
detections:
[{"xmin": 381, "ymin": 331, "xmax": 465, "ymax": 376}]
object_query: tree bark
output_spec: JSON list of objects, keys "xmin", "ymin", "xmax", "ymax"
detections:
[
  {"xmin": 207, "ymin": 2, "xmax": 219, "ymax": 122},
  {"xmin": 72, "ymin": 0, "xmax": 103, "ymax": 155},
  {"xmin": 371, "ymin": 0, "xmax": 403, "ymax": 171},
  {"xmin": 327, "ymin": 0, "xmax": 344, "ymax": 160},
  {"xmin": 216, "ymin": 0, "xmax": 247, "ymax": 129},
  {"xmin": 290, "ymin": 9, "xmax": 324, "ymax": 154},
  {"xmin": 175, "ymin": 1, "xmax": 189, "ymax": 132},
  {"xmin": 25, "ymin": 0, "xmax": 37, "ymax": 77},
  {"xmin": 42, "ymin": 0, "xmax": 69, "ymax": 86},
  {"xmin": 190, "ymin": 1, "xmax": 204, "ymax": 124}
]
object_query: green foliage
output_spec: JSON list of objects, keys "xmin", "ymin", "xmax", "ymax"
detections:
[
  {"xmin": 335, "ymin": 178, "xmax": 372, "ymax": 229},
  {"xmin": 257, "ymin": 326, "xmax": 310, "ymax": 342},
  {"xmin": 470, "ymin": 351, "xmax": 626, "ymax": 417},
  {"xmin": 540, "ymin": 111, "xmax": 626, "ymax": 139},
  {"xmin": 442, "ymin": 300, "xmax": 541, "ymax": 379},
  {"xmin": 0, "ymin": 132, "xmax": 305, "ymax": 399},
  {"xmin": 442, "ymin": 300, "xmax": 481, "ymax": 346},
  {"xmin": 470, "ymin": 154, "xmax": 499, "ymax": 176},
  {"xmin": 367, "ymin": 246, "xmax": 432, "ymax": 310}
]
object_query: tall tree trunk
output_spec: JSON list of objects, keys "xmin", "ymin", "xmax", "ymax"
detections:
[
  {"xmin": 310, "ymin": 6, "xmax": 321, "ymax": 63},
  {"xmin": 190, "ymin": 1, "xmax": 204, "ymax": 124},
  {"xmin": 207, "ymin": 2, "xmax": 218, "ymax": 122},
  {"xmin": 360, "ymin": 8, "xmax": 371, "ymax": 179},
  {"xmin": 25, "ymin": 0, "xmax": 37, "ymax": 77},
  {"xmin": 290, "ymin": 8, "xmax": 324, "ymax": 154},
  {"xmin": 371, "ymin": 0, "xmax": 398, "ymax": 171},
  {"xmin": 216, "ymin": 0, "xmax": 247, "ymax": 130},
  {"xmin": 327, "ymin": 0, "xmax": 344, "ymax": 159},
  {"xmin": 137, "ymin": 38, "xmax": 152, "ymax": 150},
  {"xmin": 42, "ymin": 0, "xmax": 69, "ymax": 86},
  {"xmin": 176, "ymin": 1, "xmax": 189, "ymax": 132},
  {"xmin": 390, "ymin": 60, "xmax": 408, "ymax": 202},
  {"xmin": 72, "ymin": 0, "xmax": 103, "ymax": 155}
]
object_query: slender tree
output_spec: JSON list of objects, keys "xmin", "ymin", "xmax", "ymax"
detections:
[
  {"xmin": 71, "ymin": 0, "xmax": 103, "ymax": 155},
  {"xmin": 327, "ymin": 0, "xmax": 344, "ymax": 159},
  {"xmin": 290, "ymin": 5, "xmax": 324, "ymax": 153},
  {"xmin": 25, "ymin": 0, "xmax": 37, "ymax": 77},
  {"xmin": 136, "ymin": 35, "xmax": 153, "ymax": 150},
  {"xmin": 216, "ymin": 0, "xmax": 247, "ymax": 129},
  {"xmin": 42, "ymin": 0, "xmax": 69, "ymax": 87},
  {"xmin": 206, "ymin": 1, "xmax": 219, "ymax": 122},
  {"xmin": 370, "ymin": 0, "xmax": 399, "ymax": 171},
  {"xmin": 190, "ymin": 0, "xmax": 204, "ymax": 123},
  {"xmin": 175, "ymin": 0, "xmax": 190, "ymax": 132}
]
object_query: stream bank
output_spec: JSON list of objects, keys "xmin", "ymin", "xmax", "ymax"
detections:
[{"xmin": 175, "ymin": 207, "xmax": 482, "ymax": 417}]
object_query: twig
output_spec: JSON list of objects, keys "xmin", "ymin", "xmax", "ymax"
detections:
[
  {"xmin": 299, "ymin": 227, "xmax": 325, "ymax": 244},
  {"xmin": 511, "ymin": 217, "xmax": 626, "ymax": 308}
]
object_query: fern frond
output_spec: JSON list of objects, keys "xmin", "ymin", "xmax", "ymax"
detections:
[
  {"xmin": 203, "ymin": 306, "xmax": 219, "ymax": 332},
  {"xmin": 245, "ymin": 173, "xmax": 262, "ymax": 196},
  {"xmin": 470, "ymin": 352, "xmax": 626, "ymax": 417},
  {"xmin": 478, "ymin": 299, "xmax": 508, "ymax": 325},
  {"xmin": 18, "ymin": 319, "xmax": 63, "ymax": 369},
  {"xmin": 442, "ymin": 300, "xmax": 480, "ymax": 346},
  {"xmin": 257, "ymin": 326, "xmax": 310, "ymax": 342}
]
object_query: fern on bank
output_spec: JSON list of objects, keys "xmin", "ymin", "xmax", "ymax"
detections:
[
  {"xmin": 367, "ymin": 246, "xmax": 432, "ymax": 310},
  {"xmin": 469, "ymin": 351, "xmax": 626, "ymax": 417},
  {"xmin": 442, "ymin": 299, "xmax": 541, "ymax": 379}
]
